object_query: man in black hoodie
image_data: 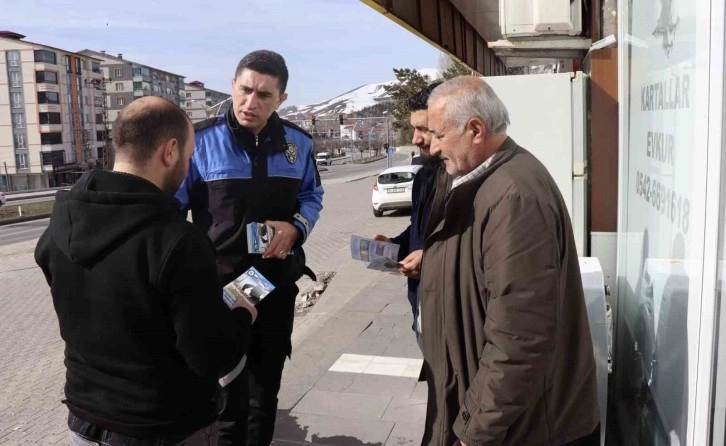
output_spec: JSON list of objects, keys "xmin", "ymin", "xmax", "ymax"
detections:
[{"xmin": 35, "ymin": 96, "xmax": 257, "ymax": 446}]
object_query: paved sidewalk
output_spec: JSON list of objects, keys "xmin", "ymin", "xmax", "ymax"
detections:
[{"xmin": 275, "ymin": 268, "xmax": 426, "ymax": 446}]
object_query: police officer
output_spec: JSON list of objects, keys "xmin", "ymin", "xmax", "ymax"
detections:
[{"xmin": 176, "ymin": 50, "xmax": 324, "ymax": 446}]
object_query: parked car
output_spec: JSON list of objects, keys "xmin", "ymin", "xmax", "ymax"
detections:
[
  {"xmin": 316, "ymin": 152, "xmax": 332, "ymax": 166},
  {"xmin": 0, "ymin": 191, "xmax": 5, "ymax": 207},
  {"xmin": 371, "ymin": 165, "xmax": 422, "ymax": 217}
]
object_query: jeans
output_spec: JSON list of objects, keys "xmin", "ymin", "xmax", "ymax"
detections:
[{"xmin": 67, "ymin": 412, "xmax": 218, "ymax": 446}]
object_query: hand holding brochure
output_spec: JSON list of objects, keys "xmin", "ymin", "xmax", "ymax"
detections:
[
  {"xmin": 350, "ymin": 235, "xmax": 400, "ymax": 272},
  {"xmin": 222, "ymin": 267, "xmax": 275, "ymax": 309},
  {"xmin": 246, "ymin": 222, "xmax": 294, "ymax": 255}
]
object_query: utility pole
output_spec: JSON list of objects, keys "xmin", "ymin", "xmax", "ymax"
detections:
[{"xmin": 3, "ymin": 161, "xmax": 12, "ymax": 192}]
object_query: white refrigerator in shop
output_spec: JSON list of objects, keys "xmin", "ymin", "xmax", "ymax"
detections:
[{"xmin": 484, "ymin": 72, "xmax": 588, "ymax": 257}]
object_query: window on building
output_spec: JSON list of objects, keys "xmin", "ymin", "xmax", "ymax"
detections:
[
  {"xmin": 95, "ymin": 113, "xmax": 103, "ymax": 124},
  {"xmin": 7, "ymin": 51, "xmax": 20, "ymax": 67},
  {"xmin": 40, "ymin": 133, "xmax": 63, "ymax": 145},
  {"xmin": 186, "ymin": 92, "xmax": 191, "ymax": 98},
  {"xmin": 115, "ymin": 83, "xmax": 124, "ymax": 91},
  {"xmin": 84, "ymin": 113, "xmax": 89, "ymax": 124},
  {"xmin": 11, "ymin": 92, "xmax": 22, "ymax": 108},
  {"xmin": 41, "ymin": 150, "xmax": 65, "ymax": 165},
  {"xmin": 9, "ymin": 71, "xmax": 21, "ymax": 88},
  {"xmin": 64, "ymin": 55, "xmax": 71, "ymax": 72},
  {"xmin": 76, "ymin": 77, "xmax": 82, "ymax": 89},
  {"xmin": 92, "ymin": 62, "xmax": 101, "ymax": 73},
  {"xmin": 35, "ymin": 71, "xmax": 58, "ymax": 84},
  {"xmin": 115, "ymin": 68, "xmax": 123, "ymax": 78},
  {"xmin": 12, "ymin": 113, "xmax": 24, "ymax": 128},
  {"xmin": 15, "ymin": 153, "xmax": 28, "ymax": 169},
  {"xmin": 75, "ymin": 58, "xmax": 82, "ymax": 74},
  {"xmin": 96, "ymin": 130, "xmax": 107, "ymax": 142},
  {"xmin": 39, "ymin": 112, "xmax": 62, "ymax": 125},
  {"xmin": 38, "ymin": 91, "xmax": 60, "ymax": 104},
  {"xmin": 117, "ymin": 97, "xmax": 125, "ymax": 106},
  {"xmin": 83, "ymin": 96, "xmax": 89, "ymax": 105},
  {"xmin": 14, "ymin": 134, "xmax": 25, "ymax": 149},
  {"xmin": 34, "ymin": 50, "xmax": 57, "ymax": 65},
  {"xmin": 186, "ymin": 101, "xmax": 192, "ymax": 108}
]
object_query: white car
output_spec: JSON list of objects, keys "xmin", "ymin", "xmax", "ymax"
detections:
[
  {"xmin": 0, "ymin": 191, "xmax": 6, "ymax": 207},
  {"xmin": 371, "ymin": 165, "xmax": 422, "ymax": 217},
  {"xmin": 315, "ymin": 152, "xmax": 332, "ymax": 166}
]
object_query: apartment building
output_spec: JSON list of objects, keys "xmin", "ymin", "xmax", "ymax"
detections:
[
  {"xmin": 0, "ymin": 31, "xmax": 106, "ymax": 191},
  {"xmin": 78, "ymin": 50, "xmax": 185, "ymax": 126},
  {"xmin": 183, "ymin": 80, "xmax": 230, "ymax": 123}
]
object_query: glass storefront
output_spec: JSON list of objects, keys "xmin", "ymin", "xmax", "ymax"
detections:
[
  {"xmin": 611, "ymin": 0, "xmax": 726, "ymax": 445},
  {"xmin": 616, "ymin": 0, "xmax": 725, "ymax": 444}
]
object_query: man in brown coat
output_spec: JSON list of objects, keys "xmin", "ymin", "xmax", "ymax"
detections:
[{"xmin": 420, "ymin": 76, "xmax": 599, "ymax": 445}]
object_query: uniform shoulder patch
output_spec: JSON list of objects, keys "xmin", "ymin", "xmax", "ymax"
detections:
[
  {"xmin": 281, "ymin": 119, "xmax": 312, "ymax": 139},
  {"xmin": 193, "ymin": 116, "xmax": 224, "ymax": 132}
]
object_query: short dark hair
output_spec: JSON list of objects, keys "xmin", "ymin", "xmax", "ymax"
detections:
[
  {"xmin": 407, "ymin": 80, "xmax": 443, "ymax": 112},
  {"xmin": 112, "ymin": 97, "xmax": 190, "ymax": 162},
  {"xmin": 235, "ymin": 50, "xmax": 289, "ymax": 93}
]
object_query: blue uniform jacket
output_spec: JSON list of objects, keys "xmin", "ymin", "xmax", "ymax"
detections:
[{"xmin": 176, "ymin": 109, "xmax": 324, "ymax": 287}]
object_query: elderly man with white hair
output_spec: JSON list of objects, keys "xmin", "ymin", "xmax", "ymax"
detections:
[{"xmin": 419, "ymin": 76, "xmax": 600, "ymax": 446}]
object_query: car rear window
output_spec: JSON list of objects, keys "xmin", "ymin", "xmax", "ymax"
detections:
[{"xmin": 378, "ymin": 172, "xmax": 415, "ymax": 184}]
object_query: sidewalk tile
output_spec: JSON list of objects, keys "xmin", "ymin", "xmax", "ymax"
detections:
[{"xmin": 292, "ymin": 390, "xmax": 392, "ymax": 421}]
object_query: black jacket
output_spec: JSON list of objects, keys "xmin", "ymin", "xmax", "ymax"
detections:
[
  {"xmin": 35, "ymin": 170, "xmax": 252, "ymax": 439},
  {"xmin": 391, "ymin": 163, "xmax": 450, "ymax": 330}
]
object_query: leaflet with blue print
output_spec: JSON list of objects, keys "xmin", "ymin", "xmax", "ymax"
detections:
[
  {"xmin": 350, "ymin": 235, "xmax": 400, "ymax": 273},
  {"xmin": 222, "ymin": 267, "xmax": 275, "ymax": 309},
  {"xmin": 246, "ymin": 222, "xmax": 293, "ymax": 255}
]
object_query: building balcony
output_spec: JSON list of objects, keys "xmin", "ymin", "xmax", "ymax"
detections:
[
  {"xmin": 134, "ymin": 89, "xmax": 144, "ymax": 97},
  {"xmin": 37, "ymin": 83, "xmax": 60, "ymax": 93},
  {"xmin": 39, "ymin": 124, "xmax": 64, "ymax": 133},
  {"xmin": 38, "ymin": 104, "xmax": 62, "ymax": 113}
]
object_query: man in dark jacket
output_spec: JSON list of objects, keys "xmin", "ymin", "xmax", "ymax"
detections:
[
  {"xmin": 35, "ymin": 96, "xmax": 257, "ymax": 445},
  {"xmin": 374, "ymin": 81, "xmax": 449, "ymax": 349},
  {"xmin": 421, "ymin": 76, "xmax": 599, "ymax": 445},
  {"xmin": 176, "ymin": 50, "xmax": 324, "ymax": 446}
]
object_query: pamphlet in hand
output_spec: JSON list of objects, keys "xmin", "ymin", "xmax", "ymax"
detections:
[
  {"xmin": 246, "ymin": 222, "xmax": 293, "ymax": 255},
  {"xmin": 246, "ymin": 222, "xmax": 275, "ymax": 255},
  {"xmin": 222, "ymin": 267, "xmax": 275, "ymax": 309},
  {"xmin": 350, "ymin": 235, "xmax": 400, "ymax": 272}
]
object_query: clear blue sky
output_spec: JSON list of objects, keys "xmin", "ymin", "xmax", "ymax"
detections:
[{"xmin": 3, "ymin": 0, "xmax": 441, "ymax": 106}]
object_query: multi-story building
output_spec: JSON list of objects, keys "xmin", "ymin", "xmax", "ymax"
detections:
[
  {"xmin": 0, "ymin": 31, "xmax": 107, "ymax": 191},
  {"xmin": 182, "ymin": 80, "xmax": 230, "ymax": 123},
  {"xmin": 77, "ymin": 50, "xmax": 185, "ymax": 126}
]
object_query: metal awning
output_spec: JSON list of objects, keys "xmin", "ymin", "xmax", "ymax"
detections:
[{"xmin": 360, "ymin": 0, "xmax": 506, "ymax": 75}]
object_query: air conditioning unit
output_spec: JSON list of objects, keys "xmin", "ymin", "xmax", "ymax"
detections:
[{"xmin": 500, "ymin": 0, "xmax": 583, "ymax": 38}]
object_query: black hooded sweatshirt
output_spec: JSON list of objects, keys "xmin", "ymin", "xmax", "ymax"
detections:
[{"xmin": 34, "ymin": 170, "xmax": 252, "ymax": 439}]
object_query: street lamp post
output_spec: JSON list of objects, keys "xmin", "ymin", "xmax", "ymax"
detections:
[{"xmin": 383, "ymin": 111, "xmax": 391, "ymax": 168}]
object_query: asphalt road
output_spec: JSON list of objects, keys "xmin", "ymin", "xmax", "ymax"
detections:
[{"xmin": 0, "ymin": 218, "xmax": 50, "ymax": 247}]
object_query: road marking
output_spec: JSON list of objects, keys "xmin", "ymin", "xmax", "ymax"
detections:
[
  {"xmin": 0, "ymin": 227, "xmax": 44, "ymax": 238},
  {"xmin": 328, "ymin": 353, "xmax": 422, "ymax": 378}
]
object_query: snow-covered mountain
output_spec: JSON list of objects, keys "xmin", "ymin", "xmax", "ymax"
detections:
[{"xmin": 279, "ymin": 68, "xmax": 440, "ymax": 119}]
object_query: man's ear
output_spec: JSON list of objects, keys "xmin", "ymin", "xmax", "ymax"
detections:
[
  {"xmin": 160, "ymin": 138, "xmax": 179, "ymax": 168},
  {"xmin": 468, "ymin": 118, "xmax": 487, "ymax": 143},
  {"xmin": 279, "ymin": 92, "xmax": 288, "ymax": 108}
]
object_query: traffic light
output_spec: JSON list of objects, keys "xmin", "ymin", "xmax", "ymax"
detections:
[
  {"xmin": 311, "ymin": 115, "xmax": 316, "ymax": 126},
  {"xmin": 338, "ymin": 114, "xmax": 344, "ymax": 125}
]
